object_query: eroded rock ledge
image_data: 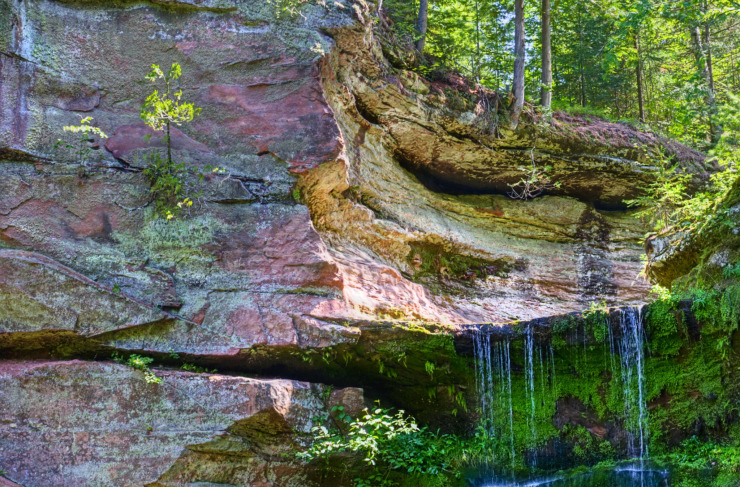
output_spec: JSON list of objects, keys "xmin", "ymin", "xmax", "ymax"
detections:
[{"xmin": 1, "ymin": 0, "xmax": 708, "ymax": 329}]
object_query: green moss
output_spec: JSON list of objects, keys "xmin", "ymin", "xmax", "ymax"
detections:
[
  {"xmin": 583, "ymin": 310, "xmax": 609, "ymax": 344},
  {"xmin": 406, "ymin": 241, "xmax": 516, "ymax": 281},
  {"xmin": 472, "ymin": 296, "xmax": 739, "ymax": 471},
  {"xmin": 645, "ymin": 298, "xmax": 686, "ymax": 356}
]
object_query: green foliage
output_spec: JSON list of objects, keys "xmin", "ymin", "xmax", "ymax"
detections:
[
  {"xmin": 562, "ymin": 425, "xmax": 616, "ymax": 463},
  {"xmin": 627, "ymin": 94, "xmax": 739, "ymax": 237},
  {"xmin": 645, "ymin": 298, "xmax": 685, "ymax": 356},
  {"xmin": 54, "ymin": 116, "xmax": 108, "ymax": 165},
  {"xmin": 583, "ymin": 307, "xmax": 609, "ymax": 344},
  {"xmin": 668, "ymin": 436, "xmax": 740, "ymax": 473},
  {"xmin": 425, "ymin": 360, "xmax": 436, "ymax": 380},
  {"xmin": 690, "ymin": 284, "xmax": 740, "ymax": 360},
  {"xmin": 112, "ymin": 352, "xmax": 162, "ymax": 384},
  {"xmin": 662, "ymin": 437, "xmax": 740, "ymax": 486},
  {"xmin": 624, "ymin": 149, "xmax": 692, "ymax": 233},
  {"xmin": 139, "ymin": 62, "xmax": 202, "ymax": 220},
  {"xmin": 383, "ymin": 0, "xmax": 740, "ymax": 148},
  {"xmin": 299, "ymin": 408, "xmax": 465, "ymax": 486},
  {"xmin": 141, "ymin": 63, "xmax": 200, "ymax": 135},
  {"xmin": 181, "ymin": 362, "xmax": 217, "ymax": 374},
  {"xmin": 142, "ymin": 152, "xmax": 191, "ymax": 219}
]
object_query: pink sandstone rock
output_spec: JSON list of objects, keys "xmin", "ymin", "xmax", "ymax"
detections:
[{"xmin": 0, "ymin": 360, "xmax": 364, "ymax": 487}]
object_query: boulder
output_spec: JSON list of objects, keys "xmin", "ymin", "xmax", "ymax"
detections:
[{"xmin": 0, "ymin": 360, "xmax": 362, "ymax": 487}]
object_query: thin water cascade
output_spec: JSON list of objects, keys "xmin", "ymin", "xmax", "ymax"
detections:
[
  {"xmin": 503, "ymin": 340, "xmax": 516, "ymax": 469},
  {"xmin": 474, "ymin": 328, "xmax": 495, "ymax": 437},
  {"xmin": 473, "ymin": 328, "xmax": 516, "ymax": 470},
  {"xmin": 472, "ymin": 305, "xmax": 652, "ymax": 482},
  {"xmin": 616, "ymin": 306, "xmax": 649, "ymax": 461},
  {"xmin": 524, "ymin": 323, "xmax": 538, "ymax": 467}
]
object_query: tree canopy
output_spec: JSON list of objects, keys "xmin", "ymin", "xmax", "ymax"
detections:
[{"xmin": 385, "ymin": 0, "xmax": 740, "ymax": 150}]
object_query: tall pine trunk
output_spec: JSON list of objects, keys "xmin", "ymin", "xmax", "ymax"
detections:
[
  {"xmin": 703, "ymin": 19, "xmax": 721, "ymax": 142},
  {"xmin": 635, "ymin": 33, "xmax": 645, "ymax": 123},
  {"xmin": 541, "ymin": 0, "xmax": 552, "ymax": 111},
  {"xmin": 691, "ymin": 3, "xmax": 720, "ymax": 144},
  {"xmin": 510, "ymin": 0, "xmax": 526, "ymax": 129},
  {"xmin": 415, "ymin": 0, "xmax": 429, "ymax": 53},
  {"xmin": 475, "ymin": 0, "xmax": 481, "ymax": 81}
]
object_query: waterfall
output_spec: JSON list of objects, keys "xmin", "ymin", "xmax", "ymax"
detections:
[
  {"xmin": 473, "ymin": 328, "xmax": 516, "ymax": 470},
  {"xmin": 474, "ymin": 327, "xmax": 495, "ymax": 436},
  {"xmin": 616, "ymin": 306, "xmax": 649, "ymax": 460},
  {"xmin": 472, "ymin": 306, "xmax": 650, "ymax": 476},
  {"xmin": 524, "ymin": 323, "xmax": 538, "ymax": 467}
]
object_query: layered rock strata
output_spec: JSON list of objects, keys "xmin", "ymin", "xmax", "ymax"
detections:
[{"xmin": 0, "ymin": 0, "xmax": 719, "ymax": 485}]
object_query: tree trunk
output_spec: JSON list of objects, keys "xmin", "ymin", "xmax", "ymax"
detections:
[
  {"xmin": 510, "ymin": 0, "xmax": 526, "ymax": 129},
  {"xmin": 540, "ymin": 0, "xmax": 552, "ymax": 111},
  {"xmin": 415, "ymin": 0, "xmax": 429, "ymax": 53},
  {"xmin": 703, "ymin": 19, "xmax": 721, "ymax": 142},
  {"xmin": 475, "ymin": 0, "xmax": 481, "ymax": 81},
  {"xmin": 635, "ymin": 33, "xmax": 645, "ymax": 123},
  {"xmin": 691, "ymin": 3, "xmax": 720, "ymax": 144},
  {"xmin": 166, "ymin": 119, "xmax": 172, "ymax": 167},
  {"xmin": 577, "ymin": 5, "xmax": 586, "ymax": 106}
]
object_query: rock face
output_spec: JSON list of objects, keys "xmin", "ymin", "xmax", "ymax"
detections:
[
  {"xmin": 646, "ymin": 177, "xmax": 740, "ymax": 288},
  {"xmin": 0, "ymin": 0, "xmax": 682, "ymax": 338},
  {"xmin": 0, "ymin": 0, "xmax": 717, "ymax": 485},
  {"xmin": 0, "ymin": 360, "xmax": 360, "ymax": 487}
]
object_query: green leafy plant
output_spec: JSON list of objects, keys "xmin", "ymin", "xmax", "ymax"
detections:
[
  {"xmin": 140, "ymin": 62, "xmax": 201, "ymax": 220},
  {"xmin": 666, "ymin": 436, "xmax": 740, "ymax": 474},
  {"xmin": 141, "ymin": 63, "xmax": 201, "ymax": 167},
  {"xmin": 112, "ymin": 352, "xmax": 162, "ymax": 384},
  {"xmin": 298, "ymin": 408, "xmax": 463, "ymax": 486},
  {"xmin": 54, "ymin": 116, "xmax": 108, "ymax": 165},
  {"xmin": 625, "ymin": 150, "xmax": 692, "ymax": 233},
  {"xmin": 425, "ymin": 360, "xmax": 436, "ymax": 380},
  {"xmin": 628, "ymin": 97, "xmax": 740, "ymax": 236}
]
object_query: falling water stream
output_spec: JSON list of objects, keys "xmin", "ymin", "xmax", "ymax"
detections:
[{"xmin": 471, "ymin": 306, "xmax": 661, "ymax": 486}]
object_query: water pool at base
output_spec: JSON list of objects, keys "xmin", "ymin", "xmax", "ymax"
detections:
[{"xmin": 470, "ymin": 464, "xmax": 671, "ymax": 487}]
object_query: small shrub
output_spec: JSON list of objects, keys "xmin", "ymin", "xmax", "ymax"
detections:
[
  {"xmin": 139, "ymin": 62, "xmax": 202, "ymax": 220},
  {"xmin": 54, "ymin": 116, "xmax": 108, "ymax": 165},
  {"xmin": 508, "ymin": 161, "xmax": 561, "ymax": 199},
  {"xmin": 298, "ymin": 408, "xmax": 464, "ymax": 486}
]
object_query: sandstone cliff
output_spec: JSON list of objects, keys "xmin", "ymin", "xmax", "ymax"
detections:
[{"xmin": 0, "ymin": 0, "xmax": 717, "ymax": 485}]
